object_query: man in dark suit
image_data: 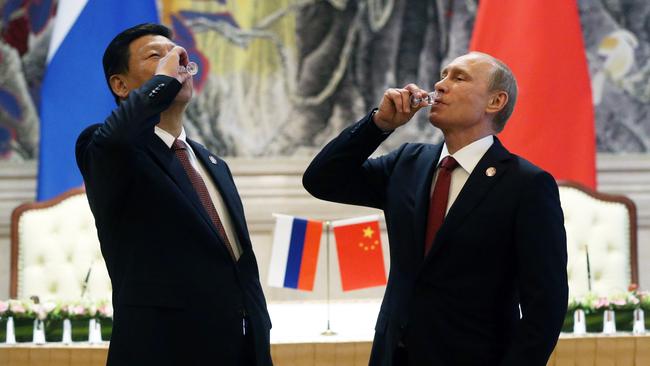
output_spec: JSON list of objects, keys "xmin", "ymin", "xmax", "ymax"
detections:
[
  {"xmin": 76, "ymin": 23, "xmax": 272, "ymax": 366},
  {"xmin": 303, "ymin": 52, "xmax": 568, "ymax": 366}
]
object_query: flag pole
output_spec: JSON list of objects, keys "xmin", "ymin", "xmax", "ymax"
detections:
[
  {"xmin": 585, "ymin": 245, "xmax": 592, "ymax": 292},
  {"xmin": 321, "ymin": 220, "xmax": 336, "ymax": 336}
]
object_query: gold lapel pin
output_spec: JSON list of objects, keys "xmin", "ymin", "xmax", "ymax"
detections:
[
  {"xmin": 209, "ymin": 156, "xmax": 217, "ymax": 165},
  {"xmin": 486, "ymin": 167, "xmax": 497, "ymax": 177}
]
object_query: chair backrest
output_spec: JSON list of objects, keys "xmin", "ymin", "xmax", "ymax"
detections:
[
  {"xmin": 10, "ymin": 187, "xmax": 112, "ymax": 301},
  {"xmin": 558, "ymin": 181, "xmax": 638, "ymax": 299}
]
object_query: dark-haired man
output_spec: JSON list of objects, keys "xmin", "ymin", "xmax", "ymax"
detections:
[
  {"xmin": 303, "ymin": 52, "xmax": 568, "ymax": 366},
  {"xmin": 76, "ymin": 23, "xmax": 272, "ymax": 366}
]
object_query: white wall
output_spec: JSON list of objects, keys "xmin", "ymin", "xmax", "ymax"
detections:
[{"xmin": 1, "ymin": 154, "xmax": 648, "ymax": 301}]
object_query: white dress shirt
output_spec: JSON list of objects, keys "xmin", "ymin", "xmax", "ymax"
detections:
[
  {"xmin": 155, "ymin": 126, "xmax": 242, "ymax": 260},
  {"xmin": 431, "ymin": 135, "xmax": 495, "ymax": 214}
]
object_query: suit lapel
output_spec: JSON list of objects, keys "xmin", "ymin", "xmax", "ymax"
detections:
[
  {"xmin": 187, "ymin": 139, "xmax": 251, "ymax": 251},
  {"xmin": 422, "ymin": 138, "xmax": 512, "ymax": 265},
  {"xmin": 412, "ymin": 144, "xmax": 444, "ymax": 260},
  {"xmin": 145, "ymin": 135, "xmax": 222, "ymax": 242}
]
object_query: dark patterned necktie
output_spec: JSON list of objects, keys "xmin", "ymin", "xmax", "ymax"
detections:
[
  {"xmin": 172, "ymin": 139, "xmax": 236, "ymax": 261},
  {"xmin": 424, "ymin": 156, "xmax": 459, "ymax": 256}
]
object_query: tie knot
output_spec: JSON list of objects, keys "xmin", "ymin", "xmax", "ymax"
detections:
[
  {"xmin": 172, "ymin": 139, "xmax": 187, "ymax": 151},
  {"xmin": 439, "ymin": 156, "xmax": 459, "ymax": 171}
]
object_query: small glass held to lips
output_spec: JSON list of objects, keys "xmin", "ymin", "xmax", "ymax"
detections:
[
  {"xmin": 177, "ymin": 61, "xmax": 199, "ymax": 76},
  {"xmin": 410, "ymin": 90, "xmax": 440, "ymax": 108}
]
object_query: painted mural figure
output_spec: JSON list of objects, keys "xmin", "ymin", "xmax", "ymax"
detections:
[{"xmin": 1, "ymin": 0, "xmax": 650, "ymax": 160}]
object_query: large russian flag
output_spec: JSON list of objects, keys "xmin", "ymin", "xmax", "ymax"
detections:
[
  {"xmin": 37, "ymin": 0, "xmax": 158, "ymax": 200},
  {"xmin": 268, "ymin": 214, "xmax": 323, "ymax": 291}
]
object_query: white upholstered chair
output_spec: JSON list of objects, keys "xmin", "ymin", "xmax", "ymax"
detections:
[
  {"xmin": 558, "ymin": 181, "xmax": 638, "ymax": 299},
  {"xmin": 10, "ymin": 187, "xmax": 112, "ymax": 301}
]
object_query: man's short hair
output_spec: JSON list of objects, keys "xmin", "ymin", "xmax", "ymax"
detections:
[
  {"xmin": 470, "ymin": 52, "xmax": 518, "ymax": 133},
  {"xmin": 102, "ymin": 23, "xmax": 172, "ymax": 104}
]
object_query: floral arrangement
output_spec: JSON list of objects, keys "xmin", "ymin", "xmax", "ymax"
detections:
[
  {"xmin": 636, "ymin": 290, "xmax": 650, "ymax": 311},
  {"xmin": 568, "ymin": 284, "xmax": 646, "ymax": 313},
  {"xmin": 0, "ymin": 299, "xmax": 113, "ymax": 321},
  {"xmin": 563, "ymin": 284, "xmax": 649, "ymax": 333},
  {"xmin": 0, "ymin": 300, "xmax": 36, "ymax": 319},
  {"xmin": 96, "ymin": 300, "xmax": 113, "ymax": 319},
  {"xmin": 0, "ymin": 300, "xmax": 7, "ymax": 316},
  {"xmin": 1, "ymin": 299, "xmax": 114, "ymax": 343}
]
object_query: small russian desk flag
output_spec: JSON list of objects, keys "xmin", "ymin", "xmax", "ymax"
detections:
[{"xmin": 268, "ymin": 214, "xmax": 323, "ymax": 291}]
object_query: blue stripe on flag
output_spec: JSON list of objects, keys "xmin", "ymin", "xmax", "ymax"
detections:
[
  {"xmin": 37, "ymin": 0, "xmax": 158, "ymax": 200},
  {"xmin": 283, "ymin": 218, "xmax": 307, "ymax": 288}
]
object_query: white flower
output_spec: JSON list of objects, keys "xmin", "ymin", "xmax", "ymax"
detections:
[{"xmin": 43, "ymin": 302, "xmax": 57, "ymax": 313}]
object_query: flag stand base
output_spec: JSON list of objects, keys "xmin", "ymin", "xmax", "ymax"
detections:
[
  {"xmin": 321, "ymin": 329, "xmax": 337, "ymax": 336},
  {"xmin": 321, "ymin": 319, "xmax": 336, "ymax": 336},
  {"xmin": 321, "ymin": 221, "xmax": 336, "ymax": 336}
]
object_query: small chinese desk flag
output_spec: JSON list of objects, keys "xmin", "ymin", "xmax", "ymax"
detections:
[{"xmin": 332, "ymin": 215, "xmax": 387, "ymax": 291}]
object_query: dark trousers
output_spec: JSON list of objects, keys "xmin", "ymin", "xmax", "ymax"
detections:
[{"xmin": 393, "ymin": 344, "xmax": 409, "ymax": 366}]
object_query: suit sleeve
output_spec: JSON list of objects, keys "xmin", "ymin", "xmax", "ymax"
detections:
[
  {"xmin": 75, "ymin": 75, "xmax": 182, "ymax": 208},
  {"xmin": 500, "ymin": 171, "xmax": 568, "ymax": 366},
  {"xmin": 76, "ymin": 74, "xmax": 181, "ymax": 157},
  {"xmin": 302, "ymin": 110, "xmax": 405, "ymax": 210}
]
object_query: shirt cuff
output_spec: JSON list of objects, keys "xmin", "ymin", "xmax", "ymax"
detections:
[{"xmin": 367, "ymin": 108, "xmax": 394, "ymax": 135}]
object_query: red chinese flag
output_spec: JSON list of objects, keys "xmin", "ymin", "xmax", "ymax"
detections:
[
  {"xmin": 332, "ymin": 216, "xmax": 387, "ymax": 291},
  {"xmin": 469, "ymin": 0, "xmax": 596, "ymax": 189}
]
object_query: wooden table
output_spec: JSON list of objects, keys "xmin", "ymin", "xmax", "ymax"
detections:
[{"xmin": 1, "ymin": 334, "xmax": 649, "ymax": 366}]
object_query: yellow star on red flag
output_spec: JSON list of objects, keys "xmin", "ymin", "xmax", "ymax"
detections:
[{"xmin": 332, "ymin": 217, "xmax": 387, "ymax": 291}]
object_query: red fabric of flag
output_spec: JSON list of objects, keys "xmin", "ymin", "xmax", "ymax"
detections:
[
  {"xmin": 469, "ymin": 0, "xmax": 596, "ymax": 189},
  {"xmin": 297, "ymin": 220, "xmax": 323, "ymax": 291},
  {"xmin": 333, "ymin": 218, "xmax": 387, "ymax": 291}
]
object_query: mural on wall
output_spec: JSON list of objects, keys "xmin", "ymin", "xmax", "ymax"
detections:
[
  {"xmin": 580, "ymin": 0, "xmax": 650, "ymax": 152},
  {"xmin": 0, "ymin": 0, "xmax": 649, "ymax": 161},
  {"xmin": 0, "ymin": 0, "xmax": 51, "ymax": 160}
]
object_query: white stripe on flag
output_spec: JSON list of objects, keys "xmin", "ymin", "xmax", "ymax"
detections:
[
  {"xmin": 331, "ymin": 214, "xmax": 382, "ymax": 227},
  {"xmin": 267, "ymin": 214, "xmax": 294, "ymax": 288},
  {"xmin": 47, "ymin": 0, "xmax": 89, "ymax": 62}
]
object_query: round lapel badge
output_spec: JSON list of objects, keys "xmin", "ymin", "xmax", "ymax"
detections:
[{"xmin": 485, "ymin": 167, "xmax": 497, "ymax": 177}]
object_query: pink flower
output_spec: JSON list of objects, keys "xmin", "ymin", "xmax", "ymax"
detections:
[
  {"xmin": 0, "ymin": 301, "xmax": 8, "ymax": 313},
  {"xmin": 612, "ymin": 299, "xmax": 626, "ymax": 306},
  {"xmin": 595, "ymin": 297, "xmax": 610, "ymax": 309},
  {"xmin": 9, "ymin": 301, "xmax": 25, "ymax": 314},
  {"xmin": 71, "ymin": 305, "xmax": 86, "ymax": 316},
  {"xmin": 98, "ymin": 304, "xmax": 113, "ymax": 317}
]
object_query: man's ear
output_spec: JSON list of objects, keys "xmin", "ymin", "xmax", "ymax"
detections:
[
  {"xmin": 109, "ymin": 74, "xmax": 129, "ymax": 100},
  {"xmin": 486, "ymin": 91, "xmax": 508, "ymax": 114}
]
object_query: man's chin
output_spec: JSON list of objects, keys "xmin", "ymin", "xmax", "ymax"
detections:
[{"xmin": 428, "ymin": 113, "xmax": 444, "ymax": 128}]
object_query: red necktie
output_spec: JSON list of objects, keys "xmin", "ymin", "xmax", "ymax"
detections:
[
  {"xmin": 424, "ymin": 156, "xmax": 459, "ymax": 256},
  {"xmin": 172, "ymin": 139, "xmax": 237, "ymax": 261}
]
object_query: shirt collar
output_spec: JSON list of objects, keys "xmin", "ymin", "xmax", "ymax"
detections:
[
  {"xmin": 154, "ymin": 126, "xmax": 188, "ymax": 149},
  {"xmin": 438, "ymin": 135, "xmax": 494, "ymax": 174}
]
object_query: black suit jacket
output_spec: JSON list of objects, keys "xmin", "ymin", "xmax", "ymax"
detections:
[
  {"xmin": 76, "ymin": 75, "xmax": 272, "ymax": 366},
  {"xmin": 303, "ymin": 111, "xmax": 568, "ymax": 366}
]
